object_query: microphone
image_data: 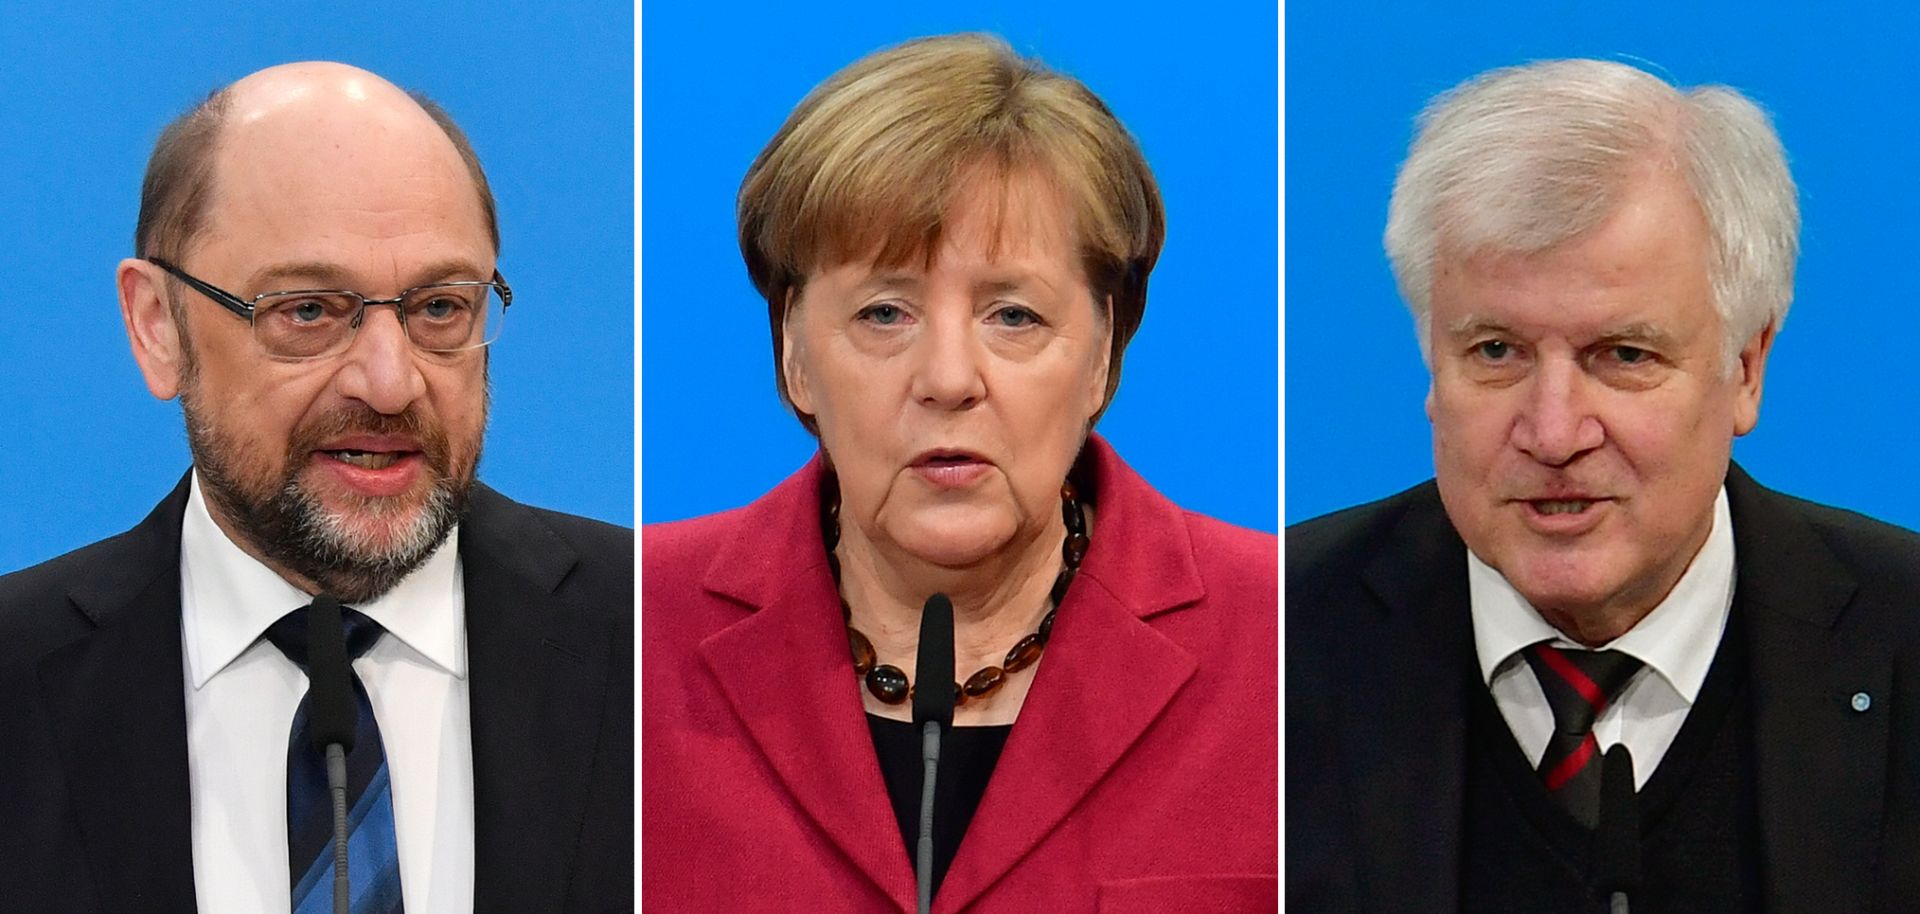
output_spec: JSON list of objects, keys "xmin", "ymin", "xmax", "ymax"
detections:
[
  {"xmin": 305, "ymin": 596, "xmax": 359, "ymax": 914},
  {"xmin": 912, "ymin": 592, "xmax": 956, "ymax": 914},
  {"xmin": 1593, "ymin": 744, "xmax": 1640, "ymax": 914}
]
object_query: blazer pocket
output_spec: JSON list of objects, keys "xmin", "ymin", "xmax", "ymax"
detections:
[{"xmin": 1096, "ymin": 874, "xmax": 1277, "ymax": 913}]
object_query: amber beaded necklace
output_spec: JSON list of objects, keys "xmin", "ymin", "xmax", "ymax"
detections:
[{"xmin": 822, "ymin": 478, "xmax": 1089, "ymax": 707}]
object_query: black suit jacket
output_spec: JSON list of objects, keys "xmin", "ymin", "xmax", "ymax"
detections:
[
  {"xmin": 0, "ymin": 475, "xmax": 633, "ymax": 913},
  {"xmin": 1287, "ymin": 465, "xmax": 1920, "ymax": 913}
]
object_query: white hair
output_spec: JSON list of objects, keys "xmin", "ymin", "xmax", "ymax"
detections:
[{"xmin": 1384, "ymin": 59, "xmax": 1799, "ymax": 373}]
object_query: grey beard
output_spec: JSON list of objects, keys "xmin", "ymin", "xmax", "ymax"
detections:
[
  {"xmin": 266, "ymin": 471, "xmax": 464, "ymax": 602},
  {"xmin": 185, "ymin": 403, "xmax": 474, "ymax": 604}
]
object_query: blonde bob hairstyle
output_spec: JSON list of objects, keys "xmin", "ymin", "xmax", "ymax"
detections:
[{"xmin": 738, "ymin": 33, "xmax": 1165, "ymax": 434}]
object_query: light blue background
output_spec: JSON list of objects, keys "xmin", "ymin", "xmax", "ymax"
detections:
[
  {"xmin": 1287, "ymin": 5, "xmax": 1920, "ymax": 527},
  {"xmin": 0, "ymin": 2, "xmax": 633, "ymax": 574},
  {"xmin": 641, "ymin": 5, "xmax": 1279, "ymax": 532}
]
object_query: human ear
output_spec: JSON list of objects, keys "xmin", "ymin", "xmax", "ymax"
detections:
[
  {"xmin": 1731, "ymin": 319, "xmax": 1778, "ymax": 436},
  {"xmin": 781, "ymin": 286, "xmax": 815, "ymax": 416},
  {"xmin": 1085, "ymin": 294, "xmax": 1114, "ymax": 421},
  {"xmin": 118, "ymin": 259, "xmax": 187, "ymax": 400}
]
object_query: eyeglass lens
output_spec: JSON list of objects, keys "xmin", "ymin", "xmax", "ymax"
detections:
[{"xmin": 252, "ymin": 285, "xmax": 506, "ymax": 358}]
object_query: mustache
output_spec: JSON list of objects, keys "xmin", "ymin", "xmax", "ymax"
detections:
[{"xmin": 287, "ymin": 404, "xmax": 452, "ymax": 471}]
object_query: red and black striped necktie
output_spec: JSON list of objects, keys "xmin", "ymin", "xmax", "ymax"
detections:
[{"xmin": 1521, "ymin": 642, "xmax": 1644, "ymax": 828}]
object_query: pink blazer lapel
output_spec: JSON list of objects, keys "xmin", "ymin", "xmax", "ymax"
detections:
[
  {"xmin": 695, "ymin": 456, "xmax": 917, "ymax": 905},
  {"xmin": 934, "ymin": 435, "xmax": 1209, "ymax": 912}
]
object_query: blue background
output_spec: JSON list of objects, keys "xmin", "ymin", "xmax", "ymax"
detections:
[
  {"xmin": 0, "ymin": 2, "xmax": 634, "ymax": 574},
  {"xmin": 1287, "ymin": 5, "xmax": 1920, "ymax": 527},
  {"xmin": 641, "ymin": 5, "xmax": 1279, "ymax": 532}
]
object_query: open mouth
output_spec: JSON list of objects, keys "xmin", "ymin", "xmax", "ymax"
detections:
[
  {"xmin": 909, "ymin": 449, "xmax": 992, "ymax": 488},
  {"xmin": 1530, "ymin": 499, "xmax": 1594, "ymax": 515},
  {"xmin": 914, "ymin": 448, "xmax": 988, "ymax": 467},
  {"xmin": 323, "ymin": 449, "xmax": 410, "ymax": 470}
]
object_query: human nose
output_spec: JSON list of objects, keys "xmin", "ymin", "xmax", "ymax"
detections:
[
  {"xmin": 332, "ymin": 304, "xmax": 428, "ymax": 415},
  {"xmin": 1512, "ymin": 357, "xmax": 1603, "ymax": 466},
  {"xmin": 909, "ymin": 314, "xmax": 986, "ymax": 411}
]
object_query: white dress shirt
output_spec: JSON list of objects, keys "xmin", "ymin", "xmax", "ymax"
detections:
[
  {"xmin": 180, "ymin": 474, "xmax": 475, "ymax": 913},
  {"xmin": 1470, "ymin": 487, "xmax": 1735, "ymax": 788}
]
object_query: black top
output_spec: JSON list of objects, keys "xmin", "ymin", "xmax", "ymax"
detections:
[{"xmin": 867, "ymin": 714, "xmax": 1012, "ymax": 899}]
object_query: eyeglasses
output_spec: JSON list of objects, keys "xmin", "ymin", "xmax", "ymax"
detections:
[{"xmin": 146, "ymin": 257, "xmax": 512, "ymax": 360}]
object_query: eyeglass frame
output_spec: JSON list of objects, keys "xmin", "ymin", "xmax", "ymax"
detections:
[{"xmin": 144, "ymin": 256, "xmax": 513, "ymax": 358}]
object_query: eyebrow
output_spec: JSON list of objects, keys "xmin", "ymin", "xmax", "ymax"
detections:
[
  {"xmin": 855, "ymin": 273, "xmax": 923, "ymax": 297},
  {"xmin": 1592, "ymin": 321, "xmax": 1678, "ymax": 349},
  {"xmin": 245, "ymin": 259, "xmax": 490, "ymax": 293},
  {"xmin": 1442, "ymin": 315, "xmax": 1511, "ymax": 338},
  {"xmin": 1442, "ymin": 315, "xmax": 1679, "ymax": 348},
  {"xmin": 847, "ymin": 269, "xmax": 1070, "ymax": 303},
  {"xmin": 977, "ymin": 274, "xmax": 1066, "ymax": 299}
]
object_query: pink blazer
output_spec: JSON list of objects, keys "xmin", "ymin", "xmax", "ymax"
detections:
[{"xmin": 642, "ymin": 436, "xmax": 1277, "ymax": 912}]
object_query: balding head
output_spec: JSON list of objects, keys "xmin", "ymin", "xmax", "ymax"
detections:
[{"xmin": 135, "ymin": 61, "xmax": 498, "ymax": 265}]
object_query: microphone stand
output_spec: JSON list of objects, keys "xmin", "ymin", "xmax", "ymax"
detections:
[
  {"xmin": 328, "ymin": 745, "xmax": 349, "ymax": 914},
  {"xmin": 306, "ymin": 596, "xmax": 359, "ymax": 914},
  {"xmin": 1594, "ymin": 745, "xmax": 1640, "ymax": 914},
  {"xmin": 912, "ymin": 593, "xmax": 956, "ymax": 914}
]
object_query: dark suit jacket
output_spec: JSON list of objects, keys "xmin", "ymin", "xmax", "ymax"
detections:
[
  {"xmin": 642, "ymin": 435, "xmax": 1277, "ymax": 913},
  {"xmin": 1286, "ymin": 465, "xmax": 1920, "ymax": 913},
  {"xmin": 0, "ymin": 474, "xmax": 633, "ymax": 913}
]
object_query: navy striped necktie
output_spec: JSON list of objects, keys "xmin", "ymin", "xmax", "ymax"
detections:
[
  {"xmin": 1521, "ymin": 642, "xmax": 1644, "ymax": 828},
  {"xmin": 265, "ymin": 605, "xmax": 406, "ymax": 913}
]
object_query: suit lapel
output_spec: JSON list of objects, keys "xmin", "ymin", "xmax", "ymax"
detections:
[
  {"xmin": 462, "ymin": 486, "xmax": 617, "ymax": 913},
  {"xmin": 1726, "ymin": 467, "xmax": 1887, "ymax": 913},
  {"xmin": 933, "ymin": 575, "xmax": 1197, "ymax": 912},
  {"xmin": 698, "ymin": 458, "xmax": 916, "ymax": 906},
  {"xmin": 701, "ymin": 583, "xmax": 917, "ymax": 903},
  {"xmin": 35, "ymin": 476, "xmax": 198, "ymax": 911},
  {"xmin": 1353, "ymin": 485, "xmax": 1471, "ymax": 914},
  {"xmin": 934, "ymin": 439, "xmax": 1203, "ymax": 913}
]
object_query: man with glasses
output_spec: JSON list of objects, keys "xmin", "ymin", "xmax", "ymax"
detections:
[{"xmin": 0, "ymin": 63, "xmax": 631, "ymax": 912}]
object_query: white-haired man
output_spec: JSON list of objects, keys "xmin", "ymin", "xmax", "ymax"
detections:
[{"xmin": 1288, "ymin": 59, "xmax": 1920, "ymax": 912}]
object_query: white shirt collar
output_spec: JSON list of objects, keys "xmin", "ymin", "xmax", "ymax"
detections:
[
  {"xmin": 1469, "ymin": 486, "xmax": 1735, "ymax": 704},
  {"xmin": 179, "ymin": 472, "xmax": 467, "ymax": 689}
]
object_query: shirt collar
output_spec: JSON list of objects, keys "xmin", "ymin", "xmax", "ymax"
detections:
[
  {"xmin": 1469, "ymin": 486, "xmax": 1735, "ymax": 704},
  {"xmin": 179, "ymin": 472, "xmax": 467, "ymax": 689}
]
